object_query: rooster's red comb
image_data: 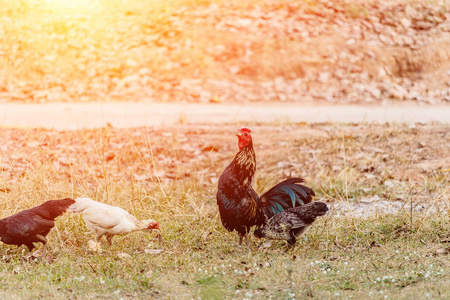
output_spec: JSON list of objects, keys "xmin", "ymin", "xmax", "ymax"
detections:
[{"xmin": 240, "ymin": 128, "xmax": 252, "ymax": 133}]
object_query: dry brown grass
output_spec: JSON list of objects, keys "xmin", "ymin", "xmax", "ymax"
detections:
[{"xmin": 0, "ymin": 123, "xmax": 449, "ymax": 298}]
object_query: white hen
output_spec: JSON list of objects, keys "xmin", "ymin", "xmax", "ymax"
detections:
[{"xmin": 69, "ymin": 197, "xmax": 159, "ymax": 245}]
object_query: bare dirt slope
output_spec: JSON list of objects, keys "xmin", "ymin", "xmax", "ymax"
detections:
[{"xmin": 1, "ymin": 0, "xmax": 450, "ymax": 104}]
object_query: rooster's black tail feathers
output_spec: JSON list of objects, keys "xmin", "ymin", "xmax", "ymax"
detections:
[{"xmin": 259, "ymin": 178, "xmax": 315, "ymax": 219}]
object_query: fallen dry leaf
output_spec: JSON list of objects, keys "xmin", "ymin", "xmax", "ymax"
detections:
[
  {"xmin": 88, "ymin": 240, "xmax": 102, "ymax": 253},
  {"xmin": 145, "ymin": 270, "xmax": 153, "ymax": 279},
  {"xmin": 117, "ymin": 253, "xmax": 132, "ymax": 259},
  {"xmin": 258, "ymin": 241, "xmax": 272, "ymax": 249},
  {"xmin": 435, "ymin": 247, "xmax": 450, "ymax": 255},
  {"xmin": 144, "ymin": 249, "xmax": 164, "ymax": 255},
  {"xmin": 244, "ymin": 267, "xmax": 256, "ymax": 276}
]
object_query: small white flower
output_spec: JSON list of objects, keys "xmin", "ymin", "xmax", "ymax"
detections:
[
  {"xmin": 114, "ymin": 290, "xmax": 121, "ymax": 295},
  {"xmin": 335, "ymin": 292, "xmax": 340, "ymax": 296},
  {"xmin": 323, "ymin": 271, "xmax": 327, "ymax": 275},
  {"xmin": 350, "ymin": 268, "xmax": 354, "ymax": 271},
  {"xmin": 344, "ymin": 261, "xmax": 348, "ymax": 265},
  {"xmin": 74, "ymin": 275, "xmax": 85, "ymax": 282}
]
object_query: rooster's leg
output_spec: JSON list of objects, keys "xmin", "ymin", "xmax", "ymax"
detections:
[
  {"xmin": 239, "ymin": 235, "xmax": 243, "ymax": 245},
  {"xmin": 244, "ymin": 234, "xmax": 251, "ymax": 249}
]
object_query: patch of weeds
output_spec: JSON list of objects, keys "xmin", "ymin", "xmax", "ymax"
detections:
[
  {"xmin": 196, "ymin": 275, "xmax": 219, "ymax": 285},
  {"xmin": 196, "ymin": 275, "xmax": 224, "ymax": 300},
  {"xmin": 339, "ymin": 280, "xmax": 357, "ymax": 291},
  {"xmin": 235, "ymin": 278, "xmax": 250, "ymax": 289},
  {"xmin": 199, "ymin": 284, "xmax": 224, "ymax": 300},
  {"xmin": 311, "ymin": 260, "xmax": 333, "ymax": 275}
]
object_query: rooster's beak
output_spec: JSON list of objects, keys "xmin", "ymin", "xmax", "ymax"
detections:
[{"xmin": 236, "ymin": 130, "xmax": 242, "ymax": 137}]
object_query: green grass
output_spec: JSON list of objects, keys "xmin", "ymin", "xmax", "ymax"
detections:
[
  {"xmin": 0, "ymin": 123, "xmax": 449, "ymax": 298},
  {"xmin": 0, "ymin": 214, "xmax": 448, "ymax": 299}
]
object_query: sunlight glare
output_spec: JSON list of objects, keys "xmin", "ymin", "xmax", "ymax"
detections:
[{"xmin": 43, "ymin": 0, "xmax": 101, "ymax": 14}]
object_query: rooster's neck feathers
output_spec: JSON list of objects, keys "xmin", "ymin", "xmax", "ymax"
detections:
[{"xmin": 232, "ymin": 144, "xmax": 256, "ymax": 185}]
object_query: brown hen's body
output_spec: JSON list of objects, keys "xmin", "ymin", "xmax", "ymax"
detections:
[
  {"xmin": 0, "ymin": 198, "xmax": 75, "ymax": 256},
  {"xmin": 254, "ymin": 201, "xmax": 328, "ymax": 246},
  {"xmin": 216, "ymin": 128, "xmax": 315, "ymax": 248}
]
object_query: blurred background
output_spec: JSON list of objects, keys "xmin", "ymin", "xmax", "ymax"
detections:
[{"xmin": 1, "ymin": 0, "xmax": 449, "ymax": 105}]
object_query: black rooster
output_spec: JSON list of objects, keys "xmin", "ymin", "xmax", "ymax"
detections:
[
  {"xmin": 216, "ymin": 128, "xmax": 315, "ymax": 248},
  {"xmin": 0, "ymin": 198, "xmax": 75, "ymax": 257},
  {"xmin": 254, "ymin": 201, "xmax": 328, "ymax": 246}
]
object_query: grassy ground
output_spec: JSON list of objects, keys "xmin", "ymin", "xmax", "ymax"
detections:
[{"xmin": 0, "ymin": 123, "xmax": 449, "ymax": 299}]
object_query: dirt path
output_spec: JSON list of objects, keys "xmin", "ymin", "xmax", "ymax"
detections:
[{"xmin": 0, "ymin": 102, "xmax": 449, "ymax": 129}]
